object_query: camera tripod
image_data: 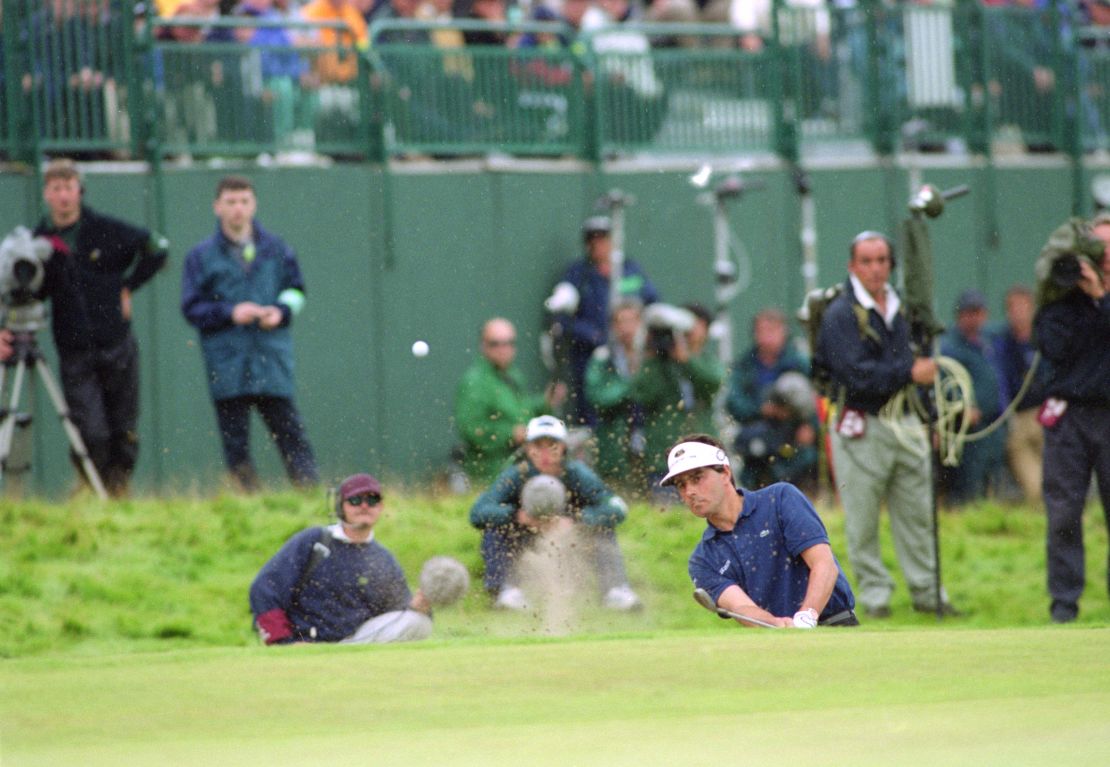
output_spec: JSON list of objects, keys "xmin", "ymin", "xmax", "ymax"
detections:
[{"xmin": 0, "ymin": 329, "xmax": 107, "ymax": 499}]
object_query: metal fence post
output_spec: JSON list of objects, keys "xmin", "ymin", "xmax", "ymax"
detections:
[
  {"xmin": 2, "ymin": 0, "xmax": 32, "ymax": 162},
  {"xmin": 862, "ymin": 0, "xmax": 894, "ymax": 156},
  {"xmin": 961, "ymin": 0, "xmax": 990, "ymax": 156},
  {"xmin": 772, "ymin": 0, "xmax": 799, "ymax": 164},
  {"xmin": 1049, "ymin": 0, "xmax": 1084, "ymax": 213},
  {"xmin": 358, "ymin": 52, "xmax": 382, "ymax": 163},
  {"xmin": 577, "ymin": 40, "xmax": 599, "ymax": 162}
]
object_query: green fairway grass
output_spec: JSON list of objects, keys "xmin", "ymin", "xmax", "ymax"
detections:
[{"xmin": 3, "ymin": 629, "xmax": 1109, "ymax": 766}]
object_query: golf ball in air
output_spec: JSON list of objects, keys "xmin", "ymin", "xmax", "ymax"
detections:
[{"xmin": 411, "ymin": 340, "xmax": 430, "ymax": 358}]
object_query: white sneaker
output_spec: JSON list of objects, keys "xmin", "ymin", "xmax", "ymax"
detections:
[
  {"xmin": 494, "ymin": 586, "xmax": 529, "ymax": 611},
  {"xmin": 603, "ymin": 584, "xmax": 643, "ymax": 612}
]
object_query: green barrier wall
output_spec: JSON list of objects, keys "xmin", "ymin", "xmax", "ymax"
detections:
[{"xmin": 0, "ymin": 159, "xmax": 1091, "ymax": 496}]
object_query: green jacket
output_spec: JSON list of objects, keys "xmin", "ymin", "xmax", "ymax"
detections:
[
  {"xmin": 632, "ymin": 351, "xmax": 724, "ymax": 476},
  {"xmin": 469, "ymin": 457, "xmax": 628, "ymax": 529},
  {"xmin": 181, "ymin": 222, "xmax": 305, "ymax": 401},
  {"xmin": 584, "ymin": 344, "xmax": 642, "ymax": 484},
  {"xmin": 454, "ymin": 358, "xmax": 546, "ymax": 482}
]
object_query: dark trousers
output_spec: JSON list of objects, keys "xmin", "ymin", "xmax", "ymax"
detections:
[
  {"xmin": 214, "ymin": 395, "xmax": 319, "ymax": 490},
  {"xmin": 1043, "ymin": 404, "xmax": 1110, "ymax": 616},
  {"xmin": 58, "ymin": 335, "xmax": 140, "ymax": 496}
]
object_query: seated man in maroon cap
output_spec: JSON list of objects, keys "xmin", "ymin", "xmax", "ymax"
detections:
[{"xmin": 249, "ymin": 473, "xmax": 433, "ymax": 644}]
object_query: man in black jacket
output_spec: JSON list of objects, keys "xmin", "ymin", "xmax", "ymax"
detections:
[
  {"xmin": 814, "ymin": 231, "xmax": 956, "ymax": 619},
  {"xmin": 33, "ymin": 159, "xmax": 168, "ymax": 496},
  {"xmin": 1035, "ymin": 215, "xmax": 1110, "ymax": 623}
]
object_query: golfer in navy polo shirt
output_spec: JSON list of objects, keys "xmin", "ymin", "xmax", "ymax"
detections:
[{"xmin": 662, "ymin": 434, "xmax": 858, "ymax": 628}]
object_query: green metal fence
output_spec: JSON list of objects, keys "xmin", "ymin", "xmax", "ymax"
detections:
[
  {"xmin": 1077, "ymin": 25, "xmax": 1110, "ymax": 154},
  {"xmin": 369, "ymin": 20, "xmax": 584, "ymax": 158},
  {"xmin": 582, "ymin": 24, "xmax": 780, "ymax": 157},
  {"xmin": 2, "ymin": 0, "xmax": 141, "ymax": 159},
  {"xmin": 2, "ymin": 2, "xmax": 1108, "ymax": 163},
  {"xmin": 146, "ymin": 16, "xmax": 377, "ymax": 159}
]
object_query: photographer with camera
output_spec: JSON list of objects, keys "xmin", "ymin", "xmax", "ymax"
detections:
[
  {"xmin": 725, "ymin": 308, "xmax": 816, "ymax": 492},
  {"xmin": 631, "ymin": 303, "xmax": 724, "ymax": 492},
  {"xmin": 32, "ymin": 159, "xmax": 168, "ymax": 497},
  {"xmin": 1033, "ymin": 214, "xmax": 1110, "ymax": 624}
]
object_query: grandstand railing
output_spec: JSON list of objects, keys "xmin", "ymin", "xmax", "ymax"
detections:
[
  {"xmin": 0, "ymin": 1, "xmax": 1106, "ymax": 163},
  {"xmin": 143, "ymin": 15, "xmax": 379, "ymax": 160},
  {"xmin": 367, "ymin": 19, "xmax": 585, "ymax": 158},
  {"xmin": 1, "ymin": 0, "xmax": 143, "ymax": 159},
  {"xmin": 580, "ymin": 24, "xmax": 781, "ymax": 158}
]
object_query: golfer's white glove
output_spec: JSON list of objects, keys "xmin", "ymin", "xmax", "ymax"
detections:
[{"xmin": 792, "ymin": 608, "xmax": 818, "ymax": 629}]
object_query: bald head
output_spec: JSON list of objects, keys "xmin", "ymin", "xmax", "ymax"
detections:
[{"xmin": 481, "ymin": 317, "xmax": 517, "ymax": 370}]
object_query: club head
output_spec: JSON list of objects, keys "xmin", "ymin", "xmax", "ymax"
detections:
[
  {"xmin": 693, "ymin": 587, "xmax": 779, "ymax": 629},
  {"xmin": 692, "ymin": 587, "xmax": 717, "ymax": 613}
]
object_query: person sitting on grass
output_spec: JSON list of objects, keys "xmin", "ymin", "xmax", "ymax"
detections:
[
  {"xmin": 662, "ymin": 433, "xmax": 858, "ymax": 628},
  {"xmin": 249, "ymin": 473, "xmax": 433, "ymax": 645}
]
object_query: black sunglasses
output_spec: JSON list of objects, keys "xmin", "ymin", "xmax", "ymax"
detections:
[{"xmin": 344, "ymin": 493, "xmax": 382, "ymax": 507}]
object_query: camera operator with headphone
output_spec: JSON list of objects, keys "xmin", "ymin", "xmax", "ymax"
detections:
[
  {"xmin": 32, "ymin": 158, "xmax": 169, "ymax": 497},
  {"xmin": 249, "ymin": 473, "xmax": 435, "ymax": 645},
  {"xmin": 1033, "ymin": 215, "xmax": 1110, "ymax": 624}
]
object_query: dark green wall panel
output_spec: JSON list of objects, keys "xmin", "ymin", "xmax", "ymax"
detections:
[{"xmin": 0, "ymin": 159, "xmax": 1084, "ymax": 495}]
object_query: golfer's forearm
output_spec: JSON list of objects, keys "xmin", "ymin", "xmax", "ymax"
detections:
[
  {"xmin": 719, "ymin": 588, "xmax": 780, "ymax": 625},
  {"xmin": 800, "ymin": 560, "xmax": 838, "ymax": 615}
]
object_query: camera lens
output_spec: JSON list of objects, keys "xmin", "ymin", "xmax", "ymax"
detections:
[
  {"xmin": 12, "ymin": 258, "xmax": 39, "ymax": 288},
  {"xmin": 1050, "ymin": 255, "xmax": 1082, "ymax": 289}
]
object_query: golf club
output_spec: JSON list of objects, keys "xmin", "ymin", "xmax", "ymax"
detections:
[{"xmin": 692, "ymin": 587, "xmax": 779, "ymax": 629}]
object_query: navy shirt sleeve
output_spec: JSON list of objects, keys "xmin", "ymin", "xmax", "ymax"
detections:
[{"xmin": 775, "ymin": 483, "xmax": 831, "ymax": 558}]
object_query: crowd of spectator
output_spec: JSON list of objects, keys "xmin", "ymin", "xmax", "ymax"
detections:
[{"xmin": 10, "ymin": 0, "xmax": 1110, "ymax": 160}]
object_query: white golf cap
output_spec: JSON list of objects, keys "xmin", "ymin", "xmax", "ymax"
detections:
[
  {"xmin": 659, "ymin": 441, "xmax": 730, "ymax": 486},
  {"xmin": 525, "ymin": 415, "xmax": 567, "ymax": 443}
]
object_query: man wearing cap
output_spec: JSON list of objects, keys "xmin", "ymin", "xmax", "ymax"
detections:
[
  {"xmin": 469, "ymin": 415, "xmax": 641, "ymax": 611},
  {"xmin": 1034, "ymin": 213, "xmax": 1110, "ymax": 623},
  {"xmin": 939, "ymin": 289, "xmax": 1007, "ymax": 506},
  {"xmin": 182, "ymin": 175, "xmax": 318, "ymax": 492},
  {"xmin": 557, "ymin": 215, "xmax": 659, "ymax": 426},
  {"xmin": 663, "ymin": 434, "xmax": 857, "ymax": 628},
  {"xmin": 249, "ymin": 473, "xmax": 434, "ymax": 644},
  {"xmin": 454, "ymin": 317, "xmax": 566, "ymax": 484},
  {"xmin": 814, "ymin": 231, "xmax": 956, "ymax": 618}
]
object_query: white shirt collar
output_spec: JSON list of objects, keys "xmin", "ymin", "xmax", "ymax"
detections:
[
  {"xmin": 327, "ymin": 522, "xmax": 374, "ymax": 544},
  {"xmin": 849, "ymin": 274, "xmax": 901, "ymax": 328}
]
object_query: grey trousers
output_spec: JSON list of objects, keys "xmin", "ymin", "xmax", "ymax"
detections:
[
  {"xmin": 831, "ymin": 413, "xmax": 941, "ymax": 611},
  {"xmin": 340, "ymin": 610, "xmax": 433, "ymax": 645}
]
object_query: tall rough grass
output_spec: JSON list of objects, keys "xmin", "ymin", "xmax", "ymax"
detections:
[{"xmin": 2, "ymin": 490, "xmax": 1107, "ymax": 658}]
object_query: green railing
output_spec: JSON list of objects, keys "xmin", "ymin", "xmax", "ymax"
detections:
[
  {"xmin": 2, "ymin": 0, "xmax": 142, "ymax": 159},
  {"xmin": 368, "ymin": 20, "xmax": 584, "ymax": 158},
  {"xmin": 1, "ymin": 1, "xmax": 1107, "ymax": 163},
  {"xmin": 1076, "ymin": 26, "xmax": 1110, "ymax": 154},
  {"xmin": 581, "ymin": 24, "xmax": 780, "ymax": 158},
  {"xmin": 145, "ymin": 15, "xmax": 377, "ymax": 159}
]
